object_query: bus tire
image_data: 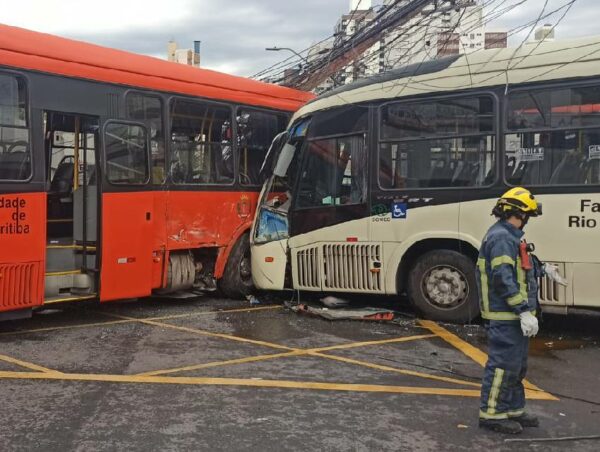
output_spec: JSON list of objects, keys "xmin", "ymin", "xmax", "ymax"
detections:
[
  {"xmin": 407, "ymin": 250, "xmax": 479, "ymax": 323},
  {"xmin": 218, "ymin": 233, "xmax": 254, "ymax": 299}
]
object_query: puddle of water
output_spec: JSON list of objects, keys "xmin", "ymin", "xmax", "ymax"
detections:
[{"xmin": 529, "ymin": 337, "xmax": 587, "ymax": 358}]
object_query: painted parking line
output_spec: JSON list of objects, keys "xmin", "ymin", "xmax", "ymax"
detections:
[
  {"xmin": 0, "ymin": 353, "xmax": 62, "ymax": 374},
  {"xmin": 139, "ymin": 334, "xmax": 436, "ymax": 376},
  {"xmin": 139, "ymin": 334, "xmax": 466, "ymax": 389},
  {"xmin": 308, "ymin": 352, "xmax": 481, "ymax": 388},
  {"xmin": 0, "ymin": 305, "xmax": 282, "ymax": 337},
  {"xmin": 0, "ymin": 307, "xmax": 557, "ymax": 401},
  {"xmin": 418, "ymin": 320, "xmax": 558, "ymax": 400},
  {"xmin": 0, "ymin": 370, "xmax": 556, "ymax": 399},
  {"xmin": 0, "ymin": 370, "xmax": 481, "ymax": 397}
]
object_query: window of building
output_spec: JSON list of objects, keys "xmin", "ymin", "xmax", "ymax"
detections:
[
  {"xmin": 0, "ymin": 74, "xmax": 30, "ymax": 181},
  {"xmin": 127, "ymin": 93, "xmax": 165, "ymax": 184},
  {"xmin": 237, "ymin": 108, "xmax": 288, "ymax": 186},
  {"xmin": 105, "ymin": 123, "xmax": 149, "ymax": 185},
  {"xmin": 506, "ymin": 86, "xmax": 600, "ymax": 186},
  {"xmin": 169, "ymin": 99, "xmax": 233, "ymax": 185},
  {"xmin": 379, "ymin": 96, "xmax": 496, "ymax": 189},
  {"xmin": 296, "ymin": 135, "xmax": 366, "ymax": 208}
]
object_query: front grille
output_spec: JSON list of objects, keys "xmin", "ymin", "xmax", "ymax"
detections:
[{"xmin": 322, "ymin": 244, "xmax": 382, "ymax": 292}]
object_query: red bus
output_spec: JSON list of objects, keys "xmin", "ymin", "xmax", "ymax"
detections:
[{"xmin": 0, "ymin": 24, "xmax": 313, "ymax": 321}]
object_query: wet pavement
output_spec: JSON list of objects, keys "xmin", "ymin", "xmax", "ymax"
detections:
[{"xmin": 0, "ymin": 295, "xmax": 599, "ymax": 451}]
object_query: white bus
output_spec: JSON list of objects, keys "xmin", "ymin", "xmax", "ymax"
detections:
[{"xmin": 251, "ymin": 36, "xmax": 600, "ymax": 323}]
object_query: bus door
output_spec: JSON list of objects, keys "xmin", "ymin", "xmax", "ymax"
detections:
[
  {"xmin": 45, "ymin": 112, "xmax": 99, "ymax": 304},
  {"xmin": 100, "ymin": 121, "xmax": 154, "ymax": 301},
  {"xmin": 288, "ymin": 132, "xmax": 373, "ymax": 293}
]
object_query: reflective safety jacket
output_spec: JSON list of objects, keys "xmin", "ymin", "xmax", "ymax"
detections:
[{"xmin": 476, "ymin": 220, "xmax": 539, "ymax": 321}]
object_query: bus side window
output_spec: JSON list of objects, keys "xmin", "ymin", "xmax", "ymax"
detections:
[
  {"xmin": 104, "ymin": 123, "xmax": 149, "ymax": 185},
  {"xmin": 0, "ymin": 73, "xmax": 30, "ymax": 182},
  {"xmin": 237, "ymin": 109, "xmax": 288, "ymax": 186},
  {"xmin": 379, "ymin": 96, "xmax": 496, "ymax": 189},
  {"xmin": 126, "ymin": 93, "xmax": 165, "ymax": 184},
  {"xmin": 169, "ymin": 99, "xmax": 233, "ymax": 185},
  {"xmin": 506, "ymin": 85, "xmax": 600, "ymax": 186}
]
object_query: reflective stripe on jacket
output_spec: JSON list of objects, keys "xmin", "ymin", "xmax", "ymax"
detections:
[{"xmin": 476, "ymin": 221, "xmax": 538, "ymax": 321}]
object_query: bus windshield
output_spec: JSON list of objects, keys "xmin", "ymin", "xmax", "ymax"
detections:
[{"xmin": 254, "ymin": 119, "xmax": 310, "ymax": 244}]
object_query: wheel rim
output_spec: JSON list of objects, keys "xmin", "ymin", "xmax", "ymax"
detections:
[{"xmin": 420, "ymin": 265, "xmax": 469, "ymax": 310}]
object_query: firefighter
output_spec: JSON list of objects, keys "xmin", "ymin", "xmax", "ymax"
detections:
[{"xmin": 477, "ymin": 187, "xmax": 565, "ymax": 434}]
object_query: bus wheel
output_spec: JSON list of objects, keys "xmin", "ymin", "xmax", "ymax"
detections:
[
  {"xmin": 219, "ymin": 233, "xmax": 254, "ymax": 299},
  {"xmin": 407, "ymin": 250, "xmax": 479, "ymax": 323}
]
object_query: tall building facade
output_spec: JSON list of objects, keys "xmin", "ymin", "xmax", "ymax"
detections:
[
  {"xmin": 328, "ymin": 0, "xmax": 507, "ymax": 88},
  {"xmin": 167, "ymin": 40, "xmax": 201, "ymax": 67}
]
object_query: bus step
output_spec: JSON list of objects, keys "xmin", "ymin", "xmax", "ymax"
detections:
[
  {"xmin": 43, "ymin": 293, "xmax": 97, "ymax": 306},
  {"xmin": 47, "ymin": 243, "xmax": 97, "ymax": 252},
  {"xmin": 46, "ymin": 248, "xmax": 96, "ymax": 273},
  {"xmin": 45, "ymin": 269, "xmax": 83, "ymax": 277},
  {"xmin": 44, "ymin": 272, "xmax": 94, "ymax": 299}
]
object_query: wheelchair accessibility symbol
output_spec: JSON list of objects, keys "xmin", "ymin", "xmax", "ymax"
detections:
[{"xmin": 392, "ymin": 202, "xmax": 407, "ymax": 219}]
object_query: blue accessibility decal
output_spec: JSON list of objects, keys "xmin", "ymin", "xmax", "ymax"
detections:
[{"xmin": 392, "ymin": 202, "xmax": 408, "ymax": 219}]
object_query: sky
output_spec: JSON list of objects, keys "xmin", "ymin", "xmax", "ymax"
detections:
[{"xmin": 0, "ymin": 0, "xmax": 597, "ymax": 77}]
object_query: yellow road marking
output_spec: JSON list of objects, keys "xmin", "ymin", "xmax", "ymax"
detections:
[
  {"xmin": 0, "ymin": 370, "xmax": 483, "ymax": 396},
  {"xmin": 138, "ymin": 333, "xmax": 482, "ymax": 389},
  {"xmin": 138, "ymin": 334, "xmax": 432, "ymax": 375},
  {"xmin": 109, "ymin": 315, "xmax": 295, "ymax": 352},
  {"xmin": 308, "ymin": 352, "xmax": 481, "ymax": 388},
  {"xmin": 138, "ymin": 350, "xmax": 307, "ymax": 376},
  {"xmin": 311, "ymin": 334, "xmax": 436, "ymax": 352},
  {"xmin": 0, "ymin": 370, "xmax": 555, "ymax": 399},
  {"xmin": 418, "ymin": 320, "xmax": 489, "ymax": 366},
  {"xmin": 418, "ymin": 320, "xmax": 558, "ymax": 401},
  {"xmin": 141, "ymin": 305, "xmax": 283, "ymax": 322},
  {"xmin": 139, "ymin": 334, "xmax": 436, "ymax": 377},
  {"xmin": 0, "ymin": 354, "xmax": 62, "ymax": 374},
  {"xmin": 0, "ymin": 305, "xmax": 282, "ymax": 337}
]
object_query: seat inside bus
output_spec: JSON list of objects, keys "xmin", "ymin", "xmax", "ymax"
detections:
[{"xmin": 0, "ymin": 148, "xmax": 30, "ymax": 180}]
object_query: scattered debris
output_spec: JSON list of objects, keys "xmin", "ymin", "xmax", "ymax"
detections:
[
  {"xmin": 559, "ymin": 412, "xmax": 566, "ymax": 417},
  {"xmin": 457, "ymin": 424, "xmax": 469, "ymax": 429},
  {"xmin": 35, "ymin": 309, "xmax": 63, "ymax": 315},
  {"xmin": 320, "ymin": 296, "xmax": 350, "ymax": 308},
  {"xmin": 291, "ymin": 304, "xmax": 394, "ymax": 321},
  {"xmin": 246, "ymin": 295, "xmax": 261, "ymax": 306}
]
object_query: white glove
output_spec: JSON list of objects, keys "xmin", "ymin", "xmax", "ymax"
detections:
[
  {"xmin": 519, "ymin": 311, "xmax": 539, "ymax": 337},
  {"xmin": 543, "ymin": 263, "xmax": 567, "ymax": 287}
]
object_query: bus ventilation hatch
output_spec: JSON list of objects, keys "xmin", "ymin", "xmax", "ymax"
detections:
[
  {"xmin": 296, "ymin": 246, "xmax": 320, "ymax": 289},
  {"xmin": 538, "ymin": 262, "xmax": 566, "ymax": 305},
  {"xmin": 0, "ymin": 262, "xmax": 43, "ymax": 311}
]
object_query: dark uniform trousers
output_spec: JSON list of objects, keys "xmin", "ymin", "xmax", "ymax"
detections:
[{"xmin": 479, "ymin": 320, "xmax": 528, "ymax": 419}]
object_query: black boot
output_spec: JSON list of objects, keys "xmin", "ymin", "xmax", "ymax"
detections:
[
  {"xmin": 512, "ymin": 412, "xmax": 540, "ymax": 428},
  {"xmin": 479, "ymin": 419, "xmax": 523, "ymax": 434}
]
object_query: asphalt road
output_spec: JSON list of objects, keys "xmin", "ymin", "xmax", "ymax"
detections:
[{"xmin": 0, "ymin": 295, "xmax": 599, "ymax": 452}]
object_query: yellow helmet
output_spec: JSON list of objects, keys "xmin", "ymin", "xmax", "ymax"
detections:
[{"xmin": 493, "ymin": 187, "xmax": 542, "ymax": 218}]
